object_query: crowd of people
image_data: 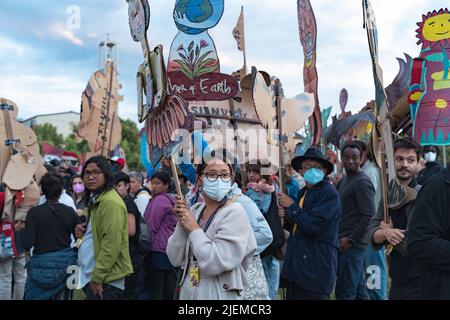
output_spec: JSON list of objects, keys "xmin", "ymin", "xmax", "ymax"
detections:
[{"xmin": 0, "ymin": 138, "xmax": 449, "ymax": 300}]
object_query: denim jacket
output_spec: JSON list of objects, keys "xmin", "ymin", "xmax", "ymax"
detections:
[{"xmin": 24, "ymin": 247, "xmax": 77, "ymax": 300}]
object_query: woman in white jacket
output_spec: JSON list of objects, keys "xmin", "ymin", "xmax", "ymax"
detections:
[{"xmin": 167, "ymin": 152, "xmax": 256, "ymax": 300}]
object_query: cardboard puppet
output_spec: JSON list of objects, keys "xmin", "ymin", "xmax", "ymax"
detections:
[
  {"xmin": 409, "ymin": 8, "xmax": 450, "ymax": 145},
  {"xmin": 167, "ymin": 0, "xmax": 239, "ymax": 102},
  {"xmin": 298, "ymin": 0, "xmax": 322, "ymax": 146}
]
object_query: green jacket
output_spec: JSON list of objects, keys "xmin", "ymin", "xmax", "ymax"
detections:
[{"xmin": 88, "ymin": 188, "xmax": 133, "ymax": 284}]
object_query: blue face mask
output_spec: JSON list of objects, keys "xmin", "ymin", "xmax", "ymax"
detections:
[
  {"xmin": 202, "ymin": 179, "xmax": 232, "ymax": 202},
  {"xmin": 303, "ymin": 168, "xmax": 325, "ymax": 185}
]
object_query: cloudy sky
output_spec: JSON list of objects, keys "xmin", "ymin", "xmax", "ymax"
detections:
[{"xmin": 0, "ymin": 0, "xmax": 439, "ymax": 125}]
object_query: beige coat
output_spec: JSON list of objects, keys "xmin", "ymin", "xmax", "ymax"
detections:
[{"xmin": 167, "ymin": 202, "xmax": 257, "ymax": 300}]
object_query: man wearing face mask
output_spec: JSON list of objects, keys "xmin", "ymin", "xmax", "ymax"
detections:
[
  {"xmin": 417, "ymin": 145, "xmax": 443, "ymax": 185},
  {"xmin": 278, "ymin": 147, "xmax": 341, "ymax": 300}
]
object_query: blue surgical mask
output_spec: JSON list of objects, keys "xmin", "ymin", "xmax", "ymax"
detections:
[
  {"xmin": 303, "ymin": 168, "xmax": 325, "ymax": 185},
  {"xmin": 202, "ymin": 179, "xmax": 232, "ymax": 202}
]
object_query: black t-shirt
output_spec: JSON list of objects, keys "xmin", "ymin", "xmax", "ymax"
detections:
[
  {"xmin": 21, "ymin": 202, "xmax": 80, "ymax": 254},
  {"xmin": 123, "ymin": 195, "xmax": 141, "ymax": 250}
]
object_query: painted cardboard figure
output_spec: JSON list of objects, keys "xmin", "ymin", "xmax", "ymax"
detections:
[
  {"xmin": 409, "ymin": 8, "xmax": 450, "ymax": 145},
  {"xmin": 298, "ymin": 0, "xmax": 322, "ymax": 147},
  {"xmin": 126, "ymin": 0, "xmax": 167, "ymax": 122},
  {"xmin": 169, "ymin": 0, "xmax": 223, "ymax": 75},
  {"xmin": 168, "ymin": 0, "xmax": 238, "ymax": 101}
]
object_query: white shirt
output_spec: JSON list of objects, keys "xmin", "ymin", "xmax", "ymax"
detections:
[
  {"xmin": 77, "ymin": 220, "xmax": 125, "ymax": 290},
  {"xmin": 39, "ymin": 190, "xmax": 77, "ymax": 211},
  {"xmin": 134, "ymin": 192, "xmax": 151, "ymax": 217},
  {"xmin": 362, "ymin": 160, "xmax": 382, "ymax": 212}
]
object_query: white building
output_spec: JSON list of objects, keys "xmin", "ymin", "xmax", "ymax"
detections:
[{"xmin": 21, "ymin": 111, "xmax": 80, "ymax": 138}]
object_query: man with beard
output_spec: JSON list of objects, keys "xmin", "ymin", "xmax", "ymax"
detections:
[{"xmin": 368, "ymin": 138, "xmax": 422, "ymax": 299}]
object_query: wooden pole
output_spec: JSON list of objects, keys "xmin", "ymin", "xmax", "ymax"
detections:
[
  {"xmin": 444, "ymin": 146, "xmax": 447, "ymax": 166},
  {"xmin": 101, "ymin": 62, "xmax": 115, "ymax": 157},
  {"xmin": 170, "ymin": 154, "xmax": 183, "ymax": 198},
  {"xmin": 228, "ymin": 99, "xmax": 247, "ymax": 187},
  {"xmin": 274, "ymin": 79, "xmax": 286, "ymax": 226}
]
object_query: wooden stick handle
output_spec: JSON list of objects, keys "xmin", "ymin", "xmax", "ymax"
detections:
[{"xmin": 170, "ymin": 155, "xmax": 183, "ymax": 198}]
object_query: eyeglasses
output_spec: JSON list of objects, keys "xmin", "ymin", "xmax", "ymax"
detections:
[
  {"xmin": 202, "ymin": 172, "xmax": 232, "ymax": 182},
  {"xmin": 83, "ymin": 170, "xmax": 103, "ymax": 179}
]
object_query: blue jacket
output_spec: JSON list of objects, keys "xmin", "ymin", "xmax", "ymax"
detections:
[
  {"xmin": 281, "ymin": 179, "xmax": 341, "ymax": 296},
  {"xmin": 231, "ymin": 183, "xmax": 273, "ymax": 255},
  {"xmin": 244, "ymin": 188, "xmax": 272, "ymax": 214},
  {"xmin": 24, "ymin": 248, "xmax": 77, "ymax": 300}
]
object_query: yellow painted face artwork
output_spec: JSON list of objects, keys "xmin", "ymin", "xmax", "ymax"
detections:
[{"xmin": 422, "ymin": 13, "xmax": 450, "ymax": 42}]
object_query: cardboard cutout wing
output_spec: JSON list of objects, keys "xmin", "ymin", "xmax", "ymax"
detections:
[{"xmin": 251, "ymin": 68, "xmax": 314, "ymax": 149}]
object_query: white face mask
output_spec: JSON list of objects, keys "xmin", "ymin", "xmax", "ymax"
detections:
[
  {"xmin": 424, "ymin": 152, "xmax": 437, "ymax": 163},
  {"xmin": 201, "ymin": 179, "xmax": 232, "ymax": 202}
]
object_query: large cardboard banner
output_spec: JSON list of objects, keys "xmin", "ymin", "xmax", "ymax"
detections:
[
  {"xmin": 408, "ymin": 8, "xmax": 450, "ymax": 145},
  {"xmin": 76, "ymin": 60, "xmax": 122, "ymax": 159}
]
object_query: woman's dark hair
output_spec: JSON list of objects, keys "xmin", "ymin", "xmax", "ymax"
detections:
[
  {"xmin": 151, "ymin": 170, "xmax": 175, "ymax": 193},
  {"xmin": 196, "ymin": 148, "xmax": 235, "ymax": 177},
  {"xmin": 151, "ymin": 170, "xmax": 171, "ymax": 185},
  {"xmin": 81, "ymin": 156, "xmax": 114, "ymax": 193},
  {"xmin": 341, "ymin": 142, "xmax": 363, "ymax": 158},
  {"xmin": 68, "ymin": 174, "xmax": 83, "ymax": 195},
  {"xmin": 41, "ymin": 173, "xmax": 64, "ymax": 202},
  {"xmin": 394, "ymin": 138, "xmax": 422, "ymax": 160}
]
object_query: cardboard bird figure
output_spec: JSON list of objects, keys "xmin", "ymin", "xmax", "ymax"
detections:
[
  {"xmin": 76, "ymin": 60, "xmax": 123, "ymax": 160},
  {"xmin": 298, "ymin": 0, "xmax": 322, "ymax": 147},
  {"xmin": 251, "ymin": 66, "xmax": 315, "ymax": 172},
  {"xmin": 408, "ymin": 8, "xmax": 450, "ymax": 145}
]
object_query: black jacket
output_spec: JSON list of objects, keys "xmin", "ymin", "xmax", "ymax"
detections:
[
  {"xmin": 260, "ymin": 192, "xmax": 285, "ymax": 259},
  {"xmin": 337, "ymin": 171, "xmax": 376, "ymax": 249},
  {"xmin": 281, "ymin": 179, "xmax": 341, "ymax": 296},
  {"xmin": 417, "ymin": 161, "xmax": 443, "ymax": 185},
  {"xmin": 408, "ymin": 166, "xmax": 450, "ymax": 299},
  {"xmin": 368, "ymin": 179, "xmax": 421, "ymax": 288}
]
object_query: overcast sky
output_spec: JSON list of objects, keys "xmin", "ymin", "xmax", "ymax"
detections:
[{"xmin": 0, "ymin": 0, "xmax": 439, "ymax": 125}]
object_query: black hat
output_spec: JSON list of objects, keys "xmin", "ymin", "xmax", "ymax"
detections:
[{"xmin": 291, "ymin": 147, "xmax": 334, "ymax": 175}]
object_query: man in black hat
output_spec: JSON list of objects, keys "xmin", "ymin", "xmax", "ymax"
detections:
[
  {"xmin": 278, "ymin": 147, "xmax": 341, "ymax": 300},
  {"xmin": 335, "ymin": 142, "xmax": 376, "ymax": 300}
]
